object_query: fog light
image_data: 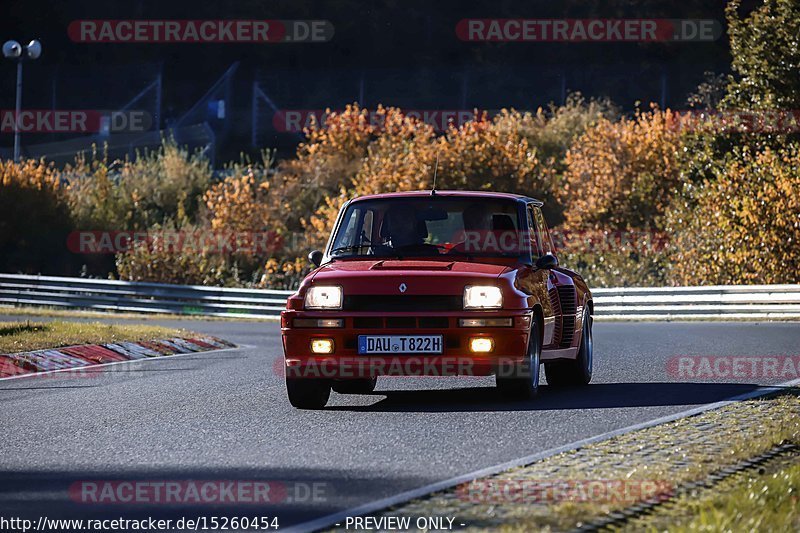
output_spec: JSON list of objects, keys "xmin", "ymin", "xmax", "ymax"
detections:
[
  {"xmin": 310, "ymin": 339, "xmax": 334, "ymax": 354},
  {"xmin": 469, "ymin": 337, "xmax": 494, "ymax": 353}
]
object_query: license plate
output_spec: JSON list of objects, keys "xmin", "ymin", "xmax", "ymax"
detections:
[{"xmin": 358, "ymin": 335, "xmax": 443, "ymax": 354}]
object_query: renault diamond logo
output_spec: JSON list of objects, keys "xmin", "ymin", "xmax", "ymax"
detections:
[{"xmin": 399, "ymin": 283, "xmax": 407, "ymax": 293}]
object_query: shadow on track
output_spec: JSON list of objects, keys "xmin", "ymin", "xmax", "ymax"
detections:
[
  {"xmin": 326, "ymin": 382, "xmax": 764, "ymax": 412},
  {"xmin": 0, "ymin": 466, "xmax": 406, "ymax": 530}
]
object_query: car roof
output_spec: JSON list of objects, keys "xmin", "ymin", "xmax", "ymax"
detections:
[{"xmin": 350, "ymin": 190, "xmax": 543, "ymax": 206}]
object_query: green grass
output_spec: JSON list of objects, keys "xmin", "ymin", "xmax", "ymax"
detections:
[
  {"xmin": 0, "ymin": 320, "xmax": 184, "ymax": 354},
  {"xmin": 632, "ymin": 456, "xmax": 800, "ymax": 532},
  {"xmin": 543, "ymin": 395, "xmax": 800, "ymax": 531},
  {"xmin": 370, "ymin": 394, "xmax": 800, "ymax": 533}
]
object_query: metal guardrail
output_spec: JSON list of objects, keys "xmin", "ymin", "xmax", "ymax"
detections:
[
  {"xmin": 0, "ymin": 274, "xmax": 798, "ymax": 320},
  {"xmin": 592, "ymin": 284, "xmax": 800, "ymax": 319},
  {"xmin": 0, "ymin": 274, "xmax": 291, "ymax": 319}
]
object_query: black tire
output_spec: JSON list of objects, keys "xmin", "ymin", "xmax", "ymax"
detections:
[
  {"xmin": 331, "ymin": 376, "xmax": 378, "ymax": 394},
  {"xmin": 545, "ymin": 308, "xmax": 593, "ymax": 386},
  {"xmin": 286, "ymin": 378, "xmax": 331, "ymax": 409},
  {"xmin": 496, "ymin": 320, "xmax": 541, "ymax": 400}
]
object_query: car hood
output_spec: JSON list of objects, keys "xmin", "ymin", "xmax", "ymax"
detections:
[{"xmin": 309, "ymin": 259, "xmax": 512, "ymax": 295}]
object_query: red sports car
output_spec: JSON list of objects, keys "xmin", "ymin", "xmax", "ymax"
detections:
[{"xmin": 281, "ymin": 191, "xmax": 593, "ymax": 408}]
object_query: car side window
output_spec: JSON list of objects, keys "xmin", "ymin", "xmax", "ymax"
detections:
[
  {"xmin": 532, "ymin": 207, "xmax": 554, "ymax": 255},
  {"xmin": 360, "ymin": 210, "xmax": 374, "ymax": 254},
  {"xmin": 338, "ymin": 209, "xmax": 360, "ymax": 245},
  {"xmin": 332, "ymin": 207, "xmax": 374, "ymax": 253},
  {"xmin": 527, "ymin": 206, "xmax": 544, "ymax": 257}
]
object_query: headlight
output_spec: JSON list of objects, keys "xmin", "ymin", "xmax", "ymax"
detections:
[
  {"xmin": 304, "ymin": 286, "xmax": 343, "ymax": 309},
  {"xmin": 463, "ymin": 285, "xmax": 503, "ymax": 309}
]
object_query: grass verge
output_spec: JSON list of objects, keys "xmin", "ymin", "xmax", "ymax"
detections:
[
  {"xmin": 626, "ymin": 450, "xmax": 800, "ymax": 532},
  {"xmin": 0, "ymin": 320, "xmax": 184, "ymax": 353},
  {"xmin": 367, "ymin": 393, "xmax": 800, "ymax": 532}
]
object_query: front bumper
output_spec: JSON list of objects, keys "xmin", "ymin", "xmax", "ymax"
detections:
[{"xmin": 281, "ymin": 310, "xmax": 531, "ymax": 379}]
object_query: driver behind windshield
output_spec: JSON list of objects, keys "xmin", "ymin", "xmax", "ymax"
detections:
[
  {"xmin": 464, "ymin": 203, "xmax": 493, "ymax": 231},
  {"xmin": 380, "ymin": 204, "xmax": 439, "ymax": 256},
  {"xmin": 449, "ymin": 203, "xmax": 492, "ymax": 253}
]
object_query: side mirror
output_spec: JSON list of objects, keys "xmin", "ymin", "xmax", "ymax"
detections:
[
  {"xmin": 308, "ymin": 250, "xmax": 323, "ymax": 267},
  {"xmin": 535, "ymin": 253, "xmax": 558, "ymax": 270}
]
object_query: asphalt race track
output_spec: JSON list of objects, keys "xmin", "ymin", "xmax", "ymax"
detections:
[{"xmin": 1, "ymin": 316, "xmax": 799, "ymax": 530}]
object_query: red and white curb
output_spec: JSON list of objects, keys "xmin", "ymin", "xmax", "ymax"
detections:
[{"xmin": 0, "ymin": 335, "xmax": 236, "ymax": 379}]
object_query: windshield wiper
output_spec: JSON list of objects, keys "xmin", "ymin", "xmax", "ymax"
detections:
[
  {"xmin": 331, "ymin": 243, "xmax": 451, "ymax": 258},
  {"xmin": 329, "ymin": 244, "xmax": 376, "ymax": 255},
  {"xmin": 385, "ymin": 243, "xmax": 453, "ymax": 258},
  {"xmin": 391, "ymin": 243, "xmax": 449, "ymax": 251}
]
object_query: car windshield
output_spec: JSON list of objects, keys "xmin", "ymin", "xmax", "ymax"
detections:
[{"xmin": 329, "ymin": 197, "xmax": 527, "ymax": 259}]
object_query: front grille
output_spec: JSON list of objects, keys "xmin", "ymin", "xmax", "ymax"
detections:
[
  {"xmin": 418, "ymin": 317, "xmax": 449, "ymax": 328},
  {"xmin": 557, "ymin": 285, "xmax": 576, "ymax": 348},
  {"xmin": 386, "ymin": 317, "xmax": 416, "ymax": 328},
  {"xmin": 353, "ymin": 317, "xmax": 383, "ymax": 329},
  {"xmin": 352, "ymin": 316, "xmax": 452, "ymax": 329},
  {"xmin": 343, "ymin": 295, "xmax": 462, "ymax": 312}
]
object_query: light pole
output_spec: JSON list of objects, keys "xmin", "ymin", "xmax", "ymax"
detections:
[{"xmin": 3, "ymin": 39, "xmax": 42, "ymax": 162}]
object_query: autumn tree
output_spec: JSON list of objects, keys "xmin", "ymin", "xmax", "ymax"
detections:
[
  {"xmin": 66, "ymin": 139, "xmax": 211, "ymax": 231},
  {"xmin": 665, "ymin": 144, "xmax": 800, "ymax": 285},
  {"xmin": 560, "ymin": 108, "xmax": 683, "ymax": 231},
  {"xmin": 722, "ymin": 0, "xmax": 800, "ymax": 111},
  {"xmin": 0, "ymin": 158, "xmax": 77, "ymax": 274}
]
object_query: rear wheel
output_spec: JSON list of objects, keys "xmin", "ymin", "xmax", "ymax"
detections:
[
  {"xmin": 286, "ymin": 378, "xmax": 331, "ymax": 409},
  {"xmin": 331, "ymin": 376, "xmax": 378, "ymax": 394},
  {"xmin": 545, "ymin": 308, "xmax": 593, "ymax": 386},
  {"xmin": 496, "ymin": 320, "xmax": 541, "ymax": 400}
]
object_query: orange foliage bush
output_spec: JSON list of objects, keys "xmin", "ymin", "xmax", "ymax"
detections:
[
  {"xmin": 277, "ymin": 104, "xmax": 379, "ymax": 242},
  {"xmin": 439, "ymin": 110, "xmax": 539, "ymax": 193},
  {"xmin": 1, "ymin": 158, "xmax": 61, "ymax": 191},
  {"xmin": 258, "ymin": 257, "xmax": 312, "ymax": 290},
  {"xmin": 115, "ymin": 230, "xmax": 235, "ymax": 286},
  {"xmin": 66, "ymin": 141, "xmax": 211, "ymax": 231},
  {"xmin": 560, "ymin": 107, "xmax": 683, "ymax": 231},
  {"xmin": 665, "ymin": 145, "xmax": 800, "ymax": 285},
  {"xmin": 204, "ymin": 162, "xmax": 281, "ymax": 234},
  {"xmin": 300, "ymin": 106, "xmax": 547, "ymax": 249},
  {"xmin": 551, "ymin": 108, "xmax": 687, "ymax": 286},
  {"xmin": 0, "ymin": 158, "xmax": 77, "ymax": 274},
  {"xmin": 303, "ymin": 106, "xmax": 440, "ymax": 247}
]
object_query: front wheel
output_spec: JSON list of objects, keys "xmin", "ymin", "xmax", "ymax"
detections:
[
  {"xmin": 496, "ymin": 320, "xmax": 541, "ymax": 400},
  {"xmin": 286, "ymin": 378, "xmax": 331, "ymax": 409},
  {"xmin": 545, "ymin": 308, "xmax": 593, "ymax": 386}
]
